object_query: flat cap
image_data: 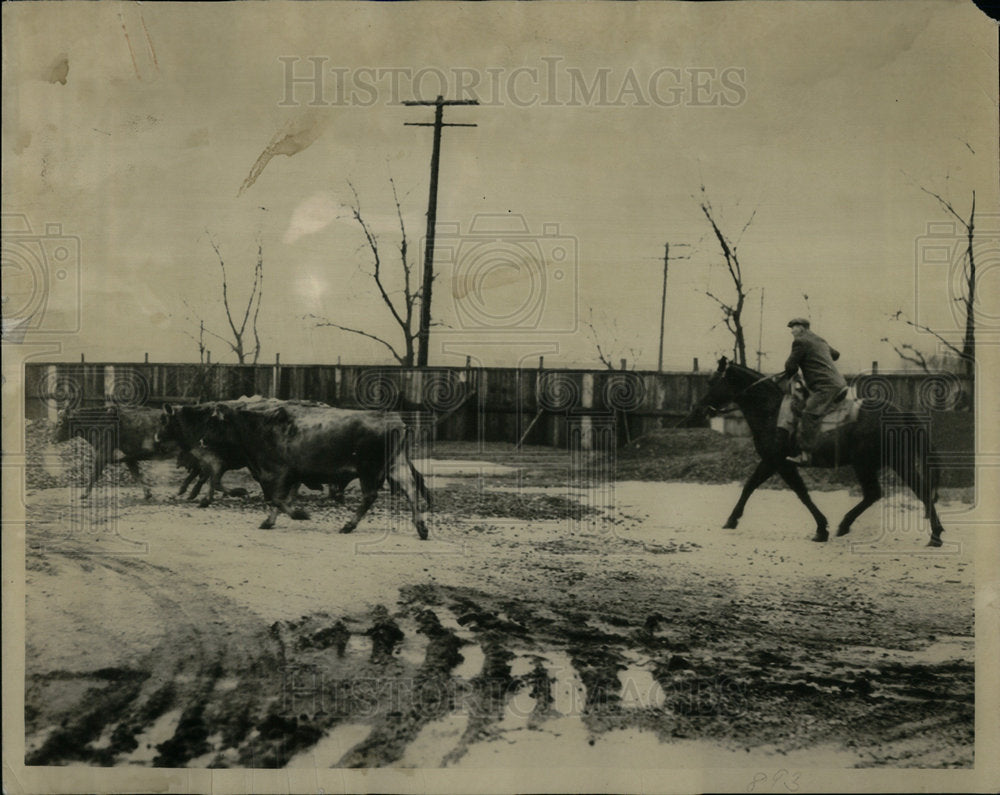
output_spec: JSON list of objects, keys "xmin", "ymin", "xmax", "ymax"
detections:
[{"xmin": 787, "ymin": 317, "xmax": 810, "ymax": 328}]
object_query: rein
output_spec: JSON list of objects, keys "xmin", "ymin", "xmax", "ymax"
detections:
[{"xmin": 703, "ymin": 364, "xmax": 781, "ymax": 413}]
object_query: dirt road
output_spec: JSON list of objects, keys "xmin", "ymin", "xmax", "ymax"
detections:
[{"xmin": 23, "ymin": 450, "xmax": 974, "ymax": 770}]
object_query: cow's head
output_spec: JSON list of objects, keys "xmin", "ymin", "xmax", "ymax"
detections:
[
  {"xmin": 154, "ymin": 403, "xmax": 179, "ymax": 446},
  {"xmin": 51, "ymin": 409, "xmax": 71, "ymax": 444}
]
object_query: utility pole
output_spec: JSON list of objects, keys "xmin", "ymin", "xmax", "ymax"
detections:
[
  {"xmin": 658, "ymin": 243, "xmax": 669, "ymax": 372},
  {"xmin": 404, "ymin": 95, "xmax": 479, "ymax": 367},
  {"xmin": 654, "ymin": 241, "xmax": 689, "ymax": 372},
  {"xmin": 756, "ymin": 287, "xmax": 765, "ymax": 371}
]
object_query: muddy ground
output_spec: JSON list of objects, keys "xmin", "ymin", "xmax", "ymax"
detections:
[{"xmin": 22, "ymin": 431, "xmax": 974, "ymax": 770}]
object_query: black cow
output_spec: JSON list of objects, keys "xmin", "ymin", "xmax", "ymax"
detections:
[
  {"xmin": 156, "ymin": 402, "xmax": 252, "ymax": 507},
  {"xmin": 157, "ymin": 398, "xmax": 355, "ymax": 507},
  {"xmin": 52, "ymin": 405, "xmax": 176, "ymax": 499},
  {"xmin": 204, "ymin": 402, "xmax": 431, "ymax": 538}
]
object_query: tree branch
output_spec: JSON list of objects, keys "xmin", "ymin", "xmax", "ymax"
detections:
[{"xmin": 308, "ymin": 314, "xmax": 404, "ymax": 364}]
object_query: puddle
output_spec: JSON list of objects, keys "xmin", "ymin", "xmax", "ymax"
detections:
[
  {"xmin": 453, "ymin": 644, "xmax": 485, "ymax": 679},
  {"xmin": 394, "ymin": 713, "xmax": 469, "ymax": 768},
  {"xmin": 214, "ymin": 677, "xmax": 239, "ymax": 692},
  {"xmin": 842, "ymin": 636, "xmax": 973, "ymax": 666},
  {"xmin": 25, "ymin": 727, "xmax": 55, "ymax": 756},
  {"xmin": 286, "ymin": 723, "xmax": 371, "ymax": 768},
  {"xmin": 543, "ymin": 651, "xmax": 587, "ymax": 717},
  {"xmin": 394, "ymin": 616, "xmax": 429, "ymax": 666},
  {"xmin": 88, "ymin": 723, "xmax": 117, "ymax": 750},
  {"xmin": 185, "ymin": 732, "xmax": 223, "ymax": 767},
  {"xmin": 346, "ymin": 634, "xmax": 373, "ymax": 657},
  {"xmin": 509, "ymin": 650, "xmax": 537, "ymax": 677},
  {"xmin": 498, "ymin": 683, "xmax": 536, "ymax": 732},
  {"xmin": 619, "ymin": 666, "xmax": 666, "ymax": 709},
  {"xmin": 122, "ymin": 708, "xmax": 183, "ymax": 764}
]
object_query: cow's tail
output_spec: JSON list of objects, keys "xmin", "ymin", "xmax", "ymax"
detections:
[{"xmin": 400, "ymin": 425, "xmax": 432, "ymax": 511}]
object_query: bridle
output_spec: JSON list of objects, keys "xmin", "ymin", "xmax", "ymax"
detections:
[{"xmin": 701, "ymin": 361, "xmax": 782, "ymax": 414}]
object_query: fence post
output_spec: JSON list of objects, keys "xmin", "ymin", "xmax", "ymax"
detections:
[
  {"xmin": 80, "ymin": 353, "xmax": 85, "ymax": 363},
  {"xmin": 207, "ymin": 350, "xmax": 211, "ymax": 364},
  {"xmin": 693, "ymin": 357, "xmax": 699, "ymax": 372},
  {"xmin": 272, "ymin": 353, "xmax": 281, "ymax": 398},
  {"xmin": 872, "ymin": 361, "xmax": 878, "ymax": 374},
  {"xmin": 104, "ymin": 365, "xmax": 115, "ymax": 404},
  {"xmin": 46, "ymin": 365, "xmax": 59, "ymax": 423},
  {"xmin": 144, "ymin": 352, "xmax": 149, "ymax": 364},
  {"xmin": 620, "ymin": 358, "xmax": 627, "ymax": 370}
]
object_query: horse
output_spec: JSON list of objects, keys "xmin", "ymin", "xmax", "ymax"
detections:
[{"xmin": 693, "ymin": 357, "xmax": 944, "ymax": 546}]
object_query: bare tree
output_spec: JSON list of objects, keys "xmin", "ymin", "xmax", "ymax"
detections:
[
  {"xmin": 919, "ymin": 186, "xmax": 977, "ymax": 378},
  {"xmin": 182, "ymin": 234, "xmax": 264, "ymax": 364},
  {"xmin": 698, "ymin": 187, "xmax": 755, "ymax": 366},
  {"xmin": 584, "ymin": 307, "xmax": 640, "ymax": 370},
  {"xmin": 882, "ymin": 309, "xmax": 969, "ymax": 374},
  {"xmin": 311, "ymin": 179, "xmax": 422, "ymax": 366}
]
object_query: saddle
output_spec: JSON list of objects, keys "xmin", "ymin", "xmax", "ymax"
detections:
[{"xmin": 776, "ymin": 377, "xmax": 860, "ymax": 436}]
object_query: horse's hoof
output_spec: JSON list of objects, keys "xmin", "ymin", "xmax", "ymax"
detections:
[
  {"xmin": 291, "ymin": 508, "xmax": 310, "ymax": 521},
  {"xmin": 722, "ymin": 520, "xmax": 738, "ymax": 530},
  {"xmin": 416, "ymin": 522, "xmax": 429, "ymax": 541},
  {"xmin": 927, "ymin": 536, "xmax": 943, "ymax": 548},
  {"xmin": 259, "ymin": 520, "xmax": 275, "ymax": 530},
  {"xmin": 339, "ymin": 525, "xmax": 355, "ymax": 535},
  {"xmin": 836, "ymin": 525, "xmax": 851, "ymax": 537},
  {"xmin": 812, "ymin": 530, "xmax": 829, "ymax": 542}
]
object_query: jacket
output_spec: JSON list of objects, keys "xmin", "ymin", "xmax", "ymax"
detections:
[{"xmin": 783, "ymin": 330, "xmax": 847, "ymax": 392}]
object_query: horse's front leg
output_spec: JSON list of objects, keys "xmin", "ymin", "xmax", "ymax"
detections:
[
  {"xmin": 776, "ymin": 462, "xmax": 829, "ymax": 541},
  {"xmin": 724, "ymin": 460, "xmax": 778, "ymax": 529}
]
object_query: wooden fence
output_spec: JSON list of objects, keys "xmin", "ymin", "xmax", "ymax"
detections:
[{"xmin": 23, "ymin": 362, "xmax": 972, "ymax": 449}]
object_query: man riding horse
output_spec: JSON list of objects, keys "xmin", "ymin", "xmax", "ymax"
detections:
[{"xmin": 780, "ymin": 318, "xmax": 847, "ymax": 465}]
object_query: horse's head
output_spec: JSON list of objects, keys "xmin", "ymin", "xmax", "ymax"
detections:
[{"xmin": 697, "ymin": 357, "xmax": 737, "ymax": 417}]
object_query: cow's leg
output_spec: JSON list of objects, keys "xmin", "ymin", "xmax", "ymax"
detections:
[
  {"xmin": 339, "ymin": 475, "xmax": 380, "ymax": 535},
  {"xmin": 258, "ymin": 477, "xmax": 282, "ymax": 530},
  {"xmin": 187, "ymin": 472, "xmax": 207, "ymax": 500},
  {"xmin": 328, "ymin": 481, "xmax": 346, "ymax": 506},
  {"xmin": 80, "ymin": 451, "xmax": 110, "ymax": 500},
  {"xmin": 198, "ymin": 462, "xmax": 223, "ymax": 508},
  {"xmin": 723, "ymin": 460, "xmax": 778, "ymax": 529},
  {"xmin": 774, "ymin": 462, "xmax": 829, "ymax": 541},
  {"xmin": 836, "ymin": 464, "xmax": 881, "ymax": 538},
  {"xmin": 262, "ymin": 476, "xmax": 309, "ymax": 523},
  {"xmin": 124, "ymin": 459, "xmax": 153, "ymax": 500},
  {"xmin": 388, "ymin": 463, "xmax": 429, "ymax": 540}
]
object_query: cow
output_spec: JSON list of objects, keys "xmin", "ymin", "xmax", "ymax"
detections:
[
  {"xmin": 203, "ymin": 402, "xmax": 431, "ymax": 538},
  {"xmin": 156, "ymin": 398, "xmax": 355, "ymax": 508},
  {"xmin": 155, "ymin": 402, "xmax": 252, "ymax": 507},
  {"xmin": 51, "ymin": 405, "xmax": 177, "ymax": 499}
]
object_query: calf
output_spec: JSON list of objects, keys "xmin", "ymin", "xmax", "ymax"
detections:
[
  {"xmin": 156, "ymin": 402, "xmax": 252, "ymax": 507},
  {"xmin": 52, "ymin": 405, "xmax": 173, "ymax": 499},
  {"xmin": 204, "ymin": 402, "xmax": 431, "ymax": 538}
]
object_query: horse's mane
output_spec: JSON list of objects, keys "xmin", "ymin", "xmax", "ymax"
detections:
[{"xmin": 722, "ymin": 360, "xmax": 784, "ymax": 400}]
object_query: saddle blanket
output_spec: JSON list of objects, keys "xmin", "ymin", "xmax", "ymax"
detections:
[{"xmin": 777, "ymin": 386, "xmax": 861, "ymax": 435}]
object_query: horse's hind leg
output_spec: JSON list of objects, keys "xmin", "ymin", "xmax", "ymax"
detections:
[
  {"xmin": 890, "ymin": 456, "xmax": 944, "ymax": 547},
  {"xmin": 775, "ymin": 462, "xmax": 829, "ymax": 541},
  {"xmin": 723, "ymin": 460, "xmax": 777, "ymax": 529},
  {"xmin": 836, "ymin": 465, "xmax": 881, "ymax": 537}
]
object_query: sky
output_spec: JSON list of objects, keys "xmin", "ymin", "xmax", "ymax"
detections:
[{"xmin": 2, "ymin": 1, "xmax": 997, "ymax": 374}]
